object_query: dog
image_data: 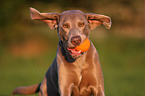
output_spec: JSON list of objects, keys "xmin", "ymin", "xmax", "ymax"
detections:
[{"xmin": 12, "ymin": 7, "xmax": 111, "ymax": 96}]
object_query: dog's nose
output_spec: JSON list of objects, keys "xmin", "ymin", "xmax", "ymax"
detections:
[{"xmin": 71, "ymin": 36, "xmax": 81, "ymax": 46}]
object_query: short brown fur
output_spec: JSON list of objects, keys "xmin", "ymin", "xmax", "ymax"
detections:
[{"xmin": 12, "ymin": 7, "xmax": 111, "ymax": 96}]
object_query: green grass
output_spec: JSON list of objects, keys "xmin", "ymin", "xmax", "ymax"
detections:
[
  {"xmin": 0, "ymin": 36, "xmax": 145, "ymax": 96},
  {"xmin": 96, "ymin": 36, "xmax": 145, "ymax": 96}
]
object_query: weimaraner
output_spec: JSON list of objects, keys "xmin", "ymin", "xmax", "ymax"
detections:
[{"xmin": 12, "ymin": 7, "xmax": 111, "ymax": 96}]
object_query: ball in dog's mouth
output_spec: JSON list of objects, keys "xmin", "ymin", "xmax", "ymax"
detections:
[
  {"xmin": 75, "ymin": 38, "xmax": 90, "ymax": 52},
  {"xmin": 67, "ymin": 38, "xmax": 90, "ymax": 57}
]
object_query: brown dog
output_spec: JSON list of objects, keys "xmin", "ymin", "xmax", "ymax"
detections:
[{"xmin": 12, "ymin": 7, "xmax": 111, "ymax": 96}]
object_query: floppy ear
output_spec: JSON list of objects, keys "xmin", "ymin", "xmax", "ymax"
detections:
[
  {"xmin": 29, "ymin": 7, "xmax": 60, "ymax": 30},
  {"xmin": 86, "ymin": 13, "xmax": 111, "ymax": 30}
]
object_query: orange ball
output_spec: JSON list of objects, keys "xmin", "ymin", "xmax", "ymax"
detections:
[{"xmin": 75, "ymin": 38, "xmax": 90, "ymax": 52}]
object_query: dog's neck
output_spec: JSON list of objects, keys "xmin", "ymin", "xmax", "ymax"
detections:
[{"xmin": 58, "ymin": 40, "xmax": 88, "ymax": 68}]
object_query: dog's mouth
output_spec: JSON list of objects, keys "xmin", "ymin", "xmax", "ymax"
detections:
[{"xmin": 67, "ymin": 47, "xmax": 83, "ymax": 57}]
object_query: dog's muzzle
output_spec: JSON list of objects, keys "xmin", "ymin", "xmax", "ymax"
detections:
[{"xmin": 67, "ymin": 48, "xmax": 82, "ymax": 57}]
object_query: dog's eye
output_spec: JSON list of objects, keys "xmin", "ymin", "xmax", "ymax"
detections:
[
  {"xmin": 79, "ymin": 22, "xmax": 85, "ymax": 27},
  {"xmin": 63, "ymin": 24, "xmax": 69, "ymax": 28}
]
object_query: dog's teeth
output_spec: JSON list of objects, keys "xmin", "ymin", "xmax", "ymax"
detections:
[{"xmin": 79, "ymin": 50, "xmax": 81, "ymax": 53}]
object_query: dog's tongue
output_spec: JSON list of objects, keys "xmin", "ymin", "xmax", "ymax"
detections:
[{"xmin": 67, "ymin": 48, "xmax": 81, "ymax": 56}]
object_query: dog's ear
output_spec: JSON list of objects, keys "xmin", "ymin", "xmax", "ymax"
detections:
[
  {"xmin": 29, "ymin": 7, "xmax": 59, "ymax": 30},
  {"xmin": 86, "ymin": 13, "xmax": 111, "ymax": 30}
]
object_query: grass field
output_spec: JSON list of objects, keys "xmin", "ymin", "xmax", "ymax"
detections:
[{"xmin": 0, "ymin": 35, "xmax": 145, "ymax": 96}]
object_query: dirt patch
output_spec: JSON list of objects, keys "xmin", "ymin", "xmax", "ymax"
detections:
[{"xmin": 7, "ymin": 39, "xmax": 50, "ymax": 58}]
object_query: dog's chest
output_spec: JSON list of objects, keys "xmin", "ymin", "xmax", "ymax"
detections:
[
  {"xmin": 74, "ymin": 53, "xmax": 98, "ymax": 95},
  {"xmin": 72, "ymin": 65, "xmax": 95, "ymax": 95}
]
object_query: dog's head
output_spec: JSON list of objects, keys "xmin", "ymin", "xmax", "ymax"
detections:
[{"xmin": 29, "ymin": 7, "xmax": 111, "ymax": 59}]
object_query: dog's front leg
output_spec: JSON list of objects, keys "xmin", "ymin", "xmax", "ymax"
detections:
[
  {"xmin": 58, "ymin": 65, "xmax": 75, "ymax": 96},
  {"xmin": 40, "ymin": 76, "xmax": 47, "ymax": 96},
  {"xmin": 59, "ymin": 82, "xmax": 74, "ymax": 96},
  {"xmin": 91, "ymin": 85, "xmax": 105, "ymax": 96},
  {"xmin": 58, "ymin": 67, "xmax": 74, "ymax": 96}
]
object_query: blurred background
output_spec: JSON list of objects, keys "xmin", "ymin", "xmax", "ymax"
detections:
[{"xmin": 0, "ymin": 0, "xmax": 145, "ymax": 96}]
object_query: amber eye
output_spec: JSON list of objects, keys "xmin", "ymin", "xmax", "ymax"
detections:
[
  {"xmin": 63, "ymin": 23, "xmax": 69, "ymax": 28},
  {"xmin": 79, "ymin": 22, "xmax": 85, "ymax": 27}
]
